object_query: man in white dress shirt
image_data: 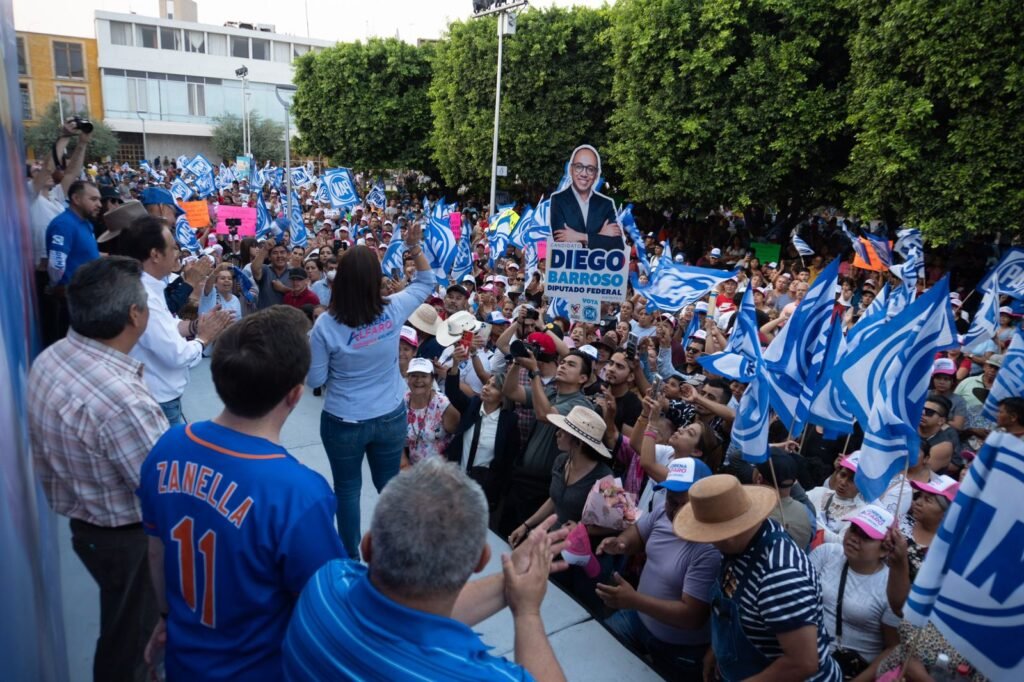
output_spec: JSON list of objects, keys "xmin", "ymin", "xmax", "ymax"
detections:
[{"xmin": 120, "ymin": 215, "xmax": 232, "ymax": 424}]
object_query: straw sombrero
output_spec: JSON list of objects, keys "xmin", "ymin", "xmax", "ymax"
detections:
[
  {"xmin": 547, "ymin": 405, "xmax": 612, "ymax": 460},
  {"xmin": 408, "ymin": 304, "xmax": 440, "ymax": 336},
  {"xmin": 673, "ymin": 475, "xmax": 777, "ymax": 544}
]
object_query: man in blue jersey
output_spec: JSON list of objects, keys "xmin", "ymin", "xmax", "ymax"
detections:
[
  {"xmin": 284, "ymin": 460, "xmax": 568, "ymax": 681},
  {"xmin": 138, "ymin": 305, "xmax": 346, "ymax": 680}
]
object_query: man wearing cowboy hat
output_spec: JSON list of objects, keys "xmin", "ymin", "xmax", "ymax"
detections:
[{"xmin": 674, "ymin": 475, "xmax": 841, "ymax": 681}]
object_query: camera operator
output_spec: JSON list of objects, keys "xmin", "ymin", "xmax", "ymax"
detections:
[{"xmin": 498, "ymin": 339, "xmax": 597, "ymax": 537}]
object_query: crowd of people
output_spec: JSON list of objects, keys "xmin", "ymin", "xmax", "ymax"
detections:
[{"xmin": 25, "ymin": 119, "xmax": 1024, "ymax": 681}]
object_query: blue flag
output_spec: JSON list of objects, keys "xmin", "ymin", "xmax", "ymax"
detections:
[
  {"xmin": 488, "ymin": 208, "xmax": 518, "ymax": 264},
  {"xmin": 805, "ymin": 315, "xmax": 853, "ymax": 438},
  {"xmin": 322, "ymin": 168, "xmax": 361, "ymax": 212},
  {"xmin": 290, "ymin": 166, "xmax": 314, "ymax": 188},
  {"xmin": 905, "ymin": 431, "xmax": 1024, "ymax": 680},
  {"xmin": 840, "ymin": 220, "xmax": 872, "ymax": 264},
  {"xmin": 698, "ymin": 288, "xmax": 771, "ymax": 462},
  {"xmin": 314, "ymin": 180, "xmax": 329, "ymax": 205},
  {"xmin": 255, "ymin": 191, "xmax": 272, "ymax": 241},
  {"xmin": 829, "ymin": 278, "xmax": 957, "ymax": 501},
  {"xmin": 978, "ymin": 247, "xmax": 1024, "ymax": 300},
  {"xmin": 288, "ymin": 193, "xmax": 307, "ymax": 248},
  {"xmin": 248, "ymin": 156, "xmax": 260, "ymax": 187},
  {"xmin": 231, "ymin": 266, "xmax": 257, "ymax": 304},
  {"xmin": 139, "ymin": 160, "xmax": 161, "ymax": 181},
  {"xmin": 424, "ymin": 199, "xmax": 457, "ymax": 277},
  {"xmin": 184, "ymin": 154, "xmax": 214, "ymax": 179},
  {"xmin": 509, "ymin": 205, "xmax": 534, "ymax": 250},
  {"xmin": 381, "ymin": 234, "xmax": 406, "ymax": 278},
  {"xmin": 176, "ymin": 155, "xmax": 190, "ymax": 170},
  {"xmin": 631, "ymin": 263, "xmax": 739, "ymax": 313},
  {"xmin": 547, "ymin": 297, "xmax": 572, "ymax": 322},
  {"xmin": 170, "ymin": 178, "xmax": 193, "ymax": 202},
  {"xmin": 521, "ymin": 203, "xmax": 552, "ymax": 247},
  {"xmin": 684, "ymin": 308, "xmax": 704, "ymax": 343},
  {"xmin": 762, "ymin": 257, "xmax": 841, "ymax": 435},
  {"xmin": 194, "ymin": 170, "xmax": 216, "ymax": 198},
  {"xmin": 450, "ymin": 228, "xmax": 474, "ymax": 283},
  {"xmin": 983, "ymin": 327, "xmax": 1024, "ymax": 421},
  {"xmin": 963, "ymin": 287, "xmax": 1000, "ymax": 348},
  {"xmin": 864, "ymin": 232, "xmax": 892, "ymax": 268},
  {"xmin": 791, "ymin": 231, "xmax": 815, "ymax": 257},
  {"xmin": 617, "ymin": 204, "xmax": 650, "ymax": 276},
  {"xmin": 174, "ymin": 214, "xmax": 202, "ymax": 253},
  {"xmin": 366, "ymin": 180, "xmax": 387, "ymax": 210}
]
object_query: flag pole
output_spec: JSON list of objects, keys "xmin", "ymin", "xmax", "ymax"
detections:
[
  {"xmin": 841, "ymin": 431, "xmax": 852, "ymax": 456},
  {"xmin": 767, "ymin": 457, "xmax": 787, "ymax": 530}
]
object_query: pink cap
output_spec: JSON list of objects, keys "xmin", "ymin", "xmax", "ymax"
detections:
[
  {"xmin": 840, "ymin": 451, "xmax": 861, "ymax": 472},
  {"xmin": 911, "ymin": 475, "xmax": 959, "ymax": 502},
  {"xmin": 399, "ymin": 325, "xmax": 419, "ymax": 348},
  {"xmin": 845, "ymin": 505, "xmax": 895, "ymax": 540},
  {"xmin": 932, "ymin": 358, "xmax": 957, "ymax": 376}
]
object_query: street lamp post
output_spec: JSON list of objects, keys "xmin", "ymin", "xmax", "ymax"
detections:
[
  {"xmin": 236, "ymin": 66, "xmax": 250, "ymax": 157},
  {"xmin": 472, "ymin": 0, "xmax": 528, "ymax": 219},
  {"xmin": 275, "ymin": 85, "xmax": 297, "ymax": 227}
]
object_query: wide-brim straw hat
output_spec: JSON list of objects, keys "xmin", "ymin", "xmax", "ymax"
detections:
[
  {"xmin": 673, "ymin": 475, "xmax": 777, "ymax": 544},
  {"xmin": 547, "ymin": 405, "xmax": 612, "ymax": 460},
  {"xmin": 408, "ymin": 303, "xmax": 440, "ymax": 336},
  {"xmin": 97, "ymin": 200, "xmax": 147, "ymax": 243}
]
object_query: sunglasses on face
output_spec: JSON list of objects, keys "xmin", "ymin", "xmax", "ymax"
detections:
[
  {"xmin": 922, "ymin": 407, "xmax": 945, "ymax": 418},
  {"xmin": 686, "ymin": 347, "xmax": 702, "ymax": 354}
]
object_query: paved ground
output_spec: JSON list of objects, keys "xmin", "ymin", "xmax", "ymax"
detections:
[{"xmin": 59, "ymin": 359, "xmax": 660, "ymax": 681}]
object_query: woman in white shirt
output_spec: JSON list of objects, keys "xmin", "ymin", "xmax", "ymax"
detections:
[
  {"xmin": 199, "ymin": 264, "xmax": 242, "ymax": 320},
  {"xmin": 807, "ymin": 453, "xmax": 868, "ymax": 544},
  {"xmin": 811, "ymin": 505, "xmax": 901, "ymax": 677}
]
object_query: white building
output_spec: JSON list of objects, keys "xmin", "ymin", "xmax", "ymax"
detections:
[{"xmin": 94, "ymin": 8, "xmax": 333, "ymax": 162}]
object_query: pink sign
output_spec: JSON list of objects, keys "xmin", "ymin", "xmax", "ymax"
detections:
[
  {"xmin": 449, "ymin": 212, "xmax": 462, "ymax": 241},
  {"xmin": 215, "ymin": 205, "xmax": 257, "ymax": 236},
  {"xmin": 536, "ymin": 240, "xmax": 548, "ymax": 260}
]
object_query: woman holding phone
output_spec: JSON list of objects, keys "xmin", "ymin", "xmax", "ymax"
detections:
[{"xmin": 307, "ymin": 221, "xmax": 434, "ymax": 559}]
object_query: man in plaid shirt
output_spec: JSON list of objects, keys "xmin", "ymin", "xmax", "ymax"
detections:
[{"xmin": 29, "ymin": 256, "xmax": 169, "ymax": 682}]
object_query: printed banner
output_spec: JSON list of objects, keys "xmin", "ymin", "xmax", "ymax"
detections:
[
  {"xmin": 235, "ymin": 156, "xmax": 251, "ymax": 176},
  {"xmin": 545, "ymin": 241, "xmax": 629, "ymax": 305},
  {"xmin": 179, "ymin": 200, "xmax": 210, "ymax": 228},
  {"xmin": 215, "ymin": 205, "xmax": 257, "ymax": 236}
]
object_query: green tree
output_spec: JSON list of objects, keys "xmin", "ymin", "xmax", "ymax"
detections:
[
  {"xmin": 841, "ymin": 0, "xmax": 1024, "ymax": 242},
  {"xmin": 429, "ymin": 7, "xmax": 614, "ymax": 193},
  {"xmin": 291, "ymin": 38, "xmax": 434, "ymax": 173},
  {"xmin": 606, "ymin": 0, "xmax": 853, "ymax": 220},
  {"xmin": 25, "ymin": 101, "xmax": 119, "ymax": 161},
  {"xmin": 210, "ymin": 112, "xmax": 286, "ymax": 164}
]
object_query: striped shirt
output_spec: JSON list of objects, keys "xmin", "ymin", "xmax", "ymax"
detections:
[
  {"xmin": 723, "ymin": 519, "xmax": 841, "ymax": 682},
  {"xmin": 29, "ymin": 330, "xmax": 169, "ymax": 527},
  {"xmin": 283, "ymin": 560, "xmax": 532, "ymax": 682}
]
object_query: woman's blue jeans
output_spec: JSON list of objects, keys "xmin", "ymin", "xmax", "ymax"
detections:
[{"xmin": 320, "ymin": 404, "xmax": 407, "ymax": 559}]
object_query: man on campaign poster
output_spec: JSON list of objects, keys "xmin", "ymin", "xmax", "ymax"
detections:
[{"xmin": 550, "ymin": 145, "xmax": 624, "ymax": 251}]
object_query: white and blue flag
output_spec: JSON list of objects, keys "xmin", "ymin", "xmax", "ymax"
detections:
[
  {"xmin": 314, "ymin": 180, "xmax": 329, "ymax": 205},
  {"xmin": 176, "ymin": 155, "xmax": 190, "ymax": 170},
  {"xmin": 521, "ymin": 203, "xmax": 552, "ymax": 247},
  {"xmin": 894, "ymin": 227, "xmax": 923, "ymax": 266},
  {"xmin": 864, "ymin": 233, "xmax": 892, "ymax": 268},
  {"xmin": 547, "ymin": 297, "xmax": 572, "ymax": 322},
  {"xmin": 289, "ymin": 192, "xmax": 307, "ymax": 248},
  {"xmin": 231, "ymin": 266, "xmax": 257, "ymax": 304},
  {"xmin": 830, "ymin": 278, "xmax": 957, "ymax": 501},
  {"xmin": 366, "ymin": 181, "xmax": 387, "ymax": 210},
  {"xmin": 963, "ymin": 287, "xmax": 1000, "ymax": 348},
  {"xmin": 268, "ymin": 166, "xmax": 284, "ymax": 191},
  {"xmin": 762, "ymin": 257, "xmax": 840, "ymax": 436},
  {"xmin": 905, "ymin": 430, "xmax": 1024, "ymax": 680},
  {"xmin": 698, "ymin": 288, "xmax": 771, "ymax": 462},
  {"xmin": 983, "ymin": 328, "xmax": 1024, "ymax": 421},
  {"xmin": 184, "ymin": 154, "xmax": 214, "ymax": 179},
  {"xmin": 805, "ymin": 316, "xmax": 854, "ymax": 438},
  {"xmin": 488, "ymin": 208, "xmax": 517, "ymax": 264},
  {"xmin": 840, "ymin": 220, "xmax": 872, "ymax": 264},
  {"xmin": 139, "ymin": 160, "xmax": 162, "ymax": 182},
  {"xmin": 631, "ymin": 263, "xmax": 739, "ymax": 313},
  {"xmin": 424, "ymin": 199, "xmax": 458, "ymax": 277},
  {"xmin": 791, "ymin": 231, "xmax": 815, "ymax": 257},
  {"xmin": 174, "ymin": 214, "xmax": 202, "ymax": 253},
  {"xmin": 194, "ymin": 170, "xmax": 216, "ymax": 199},
  {"xmin": 450, "ymin": 229, "xmax": 474, "ymax": 283},
  {"xmin": 684, "ymin": 306, "xmax": 704, "ymax": 342},
  {"xmin": 249, "ymin": 158, "xmax": 264, "ymax": 188},
  {"xmin": 255, "ymin": 191, "xmax": 272, "ymax": 241},
  {"xmin": 290, "ymin": 166, "xmax": 314, "ymax": 188},
  {"xmin": 978, "ymin": 247, "xmax": 1024, "ymax": 300},
  {"xmin": 381, "ymin": 234, "xmax": 406, "ymax": 278},
  {"xmin": 617, "ymin": 204, "xmax": 649, "ymax": 276},
  {"xmin": 510, "ymin": 205, "xmax": 534, "ymax": 250},
  {"xmin": 170, "ymin": 178, "xmax": 193, "ymax": 202},
  {"xmin": 322, "ymin": 168, "xmax": 361, "ymax": 212}
]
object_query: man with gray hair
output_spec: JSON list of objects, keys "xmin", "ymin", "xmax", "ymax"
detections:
[
  {"xmin": 29, "ymin": 256, "xmax": 168, "ymax": 682},
  {"xmin": 283, "ymin": 459, "xmax": 568, "ymax": 681}
]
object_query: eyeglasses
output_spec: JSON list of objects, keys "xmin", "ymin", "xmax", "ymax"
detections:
[
  {"xmin": 686, "ymin": 347, "xmax": 702, "ymax": 354},
  {"xmin": 922, "ymin": 407, "xmax": 945, "ymax": 418},
  {"xmin": 570, "ymin": 163, "xmax": 597, "ymax": 176}
]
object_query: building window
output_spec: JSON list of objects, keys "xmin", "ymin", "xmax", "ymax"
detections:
[
  {"xmin": 293, "ymin": 43, "xmax": 309, "ymax": 60},
  {"xmin": 165, "ymin": 0, "xmax": 175, "ymax": 19},
  {"xmin": 160, "ymin": 27, "xmax": 181, "ymax": 51},
  {"xmin": 273, "ymin": 41, "xmax": 290, "ymax": 63},
  {"xmin": 208, "ymin": 33, "xmax": 227, "ymax": 56},
  {"xmin": 53, "ymin": 41, "xmax": 85, "ymax": 79},
  {"xmin": 186, "ymin": 30, "xmax": 205, "ymax": 53},
  {"xmin": 251, "ymin": 38, "xmax": 269, "ymax": 61},
  {"xmin": 57, "ymin": 85, "xmax": 88, "ymax": 114},
  {"xmin": 127, "ymin": 77, "xmax": 148, "ymax": 112},
  {"xmin": 188, "ymin": 83, "xmax": 205, "ymax": 117},
  {"xmin": 110, "ymin": 21, "xmax": 133, "ymax": 46},
  {"xmin": 230, "ymin": 36, "xmax": 249, "ymax": 58},
  {"xmin": 19, "ymin": 83, "xmax": 32, "ymax": 120},
  {"xmin": 17, "ymin": 36, "xmax": 27, "ymax": 75},
  {"xmin": 136, "ymin": 24, "xmax": 158, "ymax": 49}
]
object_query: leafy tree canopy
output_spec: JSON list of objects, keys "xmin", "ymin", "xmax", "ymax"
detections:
[
  {"xmin": 25, "ymin": 101, "xmax": 119, "ymax": 162},
  {"xmin": 210, "ymin": 112, "xmax": 286, "ymax": 165}
]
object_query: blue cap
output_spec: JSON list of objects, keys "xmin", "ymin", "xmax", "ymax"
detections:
[
  {"xmin": 140, "ymin": 187, "xmax": 185, "ymax": 216},
  {"xmin": 485, "ymin": 311, "xmax": 510, "ymax": 325},
  {"xmin": 654, "ymin": 457, "xmax": 712, "ymax": 492}
]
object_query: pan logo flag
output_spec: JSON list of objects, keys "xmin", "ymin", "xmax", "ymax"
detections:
[{"xmin": 322, "ymin": 168, "xmax": 361, "ymax": 212}]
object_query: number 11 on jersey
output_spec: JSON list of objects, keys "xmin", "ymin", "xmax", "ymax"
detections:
[{"xmin": 170, "ymin": 517, "xmax": 217, "ymax": 628}]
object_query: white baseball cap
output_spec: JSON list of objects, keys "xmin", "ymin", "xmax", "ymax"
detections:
[
  {"xmin": 710, "ymin": 248, "xmax": 722, "ymax": 257},
  {"xmin": 694, "ymin": 301, "xmax": 709, "ymax": 314},
  {"xmin": 406, "ymin": 357, "xmax": 434, "ymax": 375},
  {"xmin": 845, "ymin": 505, "xmax": 894, "ymax": 540},
  {"xmin": 654, "ymin": 457, "xmax": 712, "ymax": 492},
  {"xmin": 577, "ymin": 344, "xmax": 599, "ymax": 361}
]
